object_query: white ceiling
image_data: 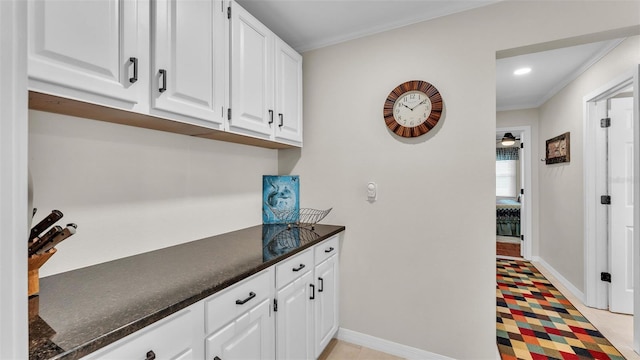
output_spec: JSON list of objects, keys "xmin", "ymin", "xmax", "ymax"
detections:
[
  {"xmin": 235, "ymin": 0, "xmax": 625, "ymax": 111},
  {"xmin": 496, "ymin": 40, "xmax": 624, "ymax": 111},
  {"xmin": 235, "ymin": 0, "xmax": 500, "ymax": 52}
]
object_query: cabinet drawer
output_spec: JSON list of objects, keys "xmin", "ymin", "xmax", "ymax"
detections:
[
  {"xmin": 205, "ymin": 268, "xmax": 273, "ymax": 334},
  {"xmin": 276, "ymin": 249, "xmax": 313, "ymax": 289},
  {"xmin": 314, "ymin": 236, "xmax": 339, "ymax": 264},
  {"xmin": 82, "ymin": 304, "xmax": 200, "ymax": 359}
]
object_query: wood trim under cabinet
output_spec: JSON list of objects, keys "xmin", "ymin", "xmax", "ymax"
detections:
[{"xmin": 28, "ymin": 91, "xmax": 295, "ymax": 150}]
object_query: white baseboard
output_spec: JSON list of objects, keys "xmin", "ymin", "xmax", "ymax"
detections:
[
  {"xmin": 336, "ymin": 328, "xmax": 454, "ymax": 360},
  {"xmin": 531, "ymin": 256, "xmax": 585, "ymax": 303}
]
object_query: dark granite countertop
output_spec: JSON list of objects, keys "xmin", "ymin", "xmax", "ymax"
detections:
[{"xmin": 29, "ymin": 224, "xmax": 345, "ymax": 360}]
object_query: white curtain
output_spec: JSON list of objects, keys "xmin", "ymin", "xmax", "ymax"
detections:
[{"xmin": 496, "ymin": 160, "xmax": 517, "ymax": 197}]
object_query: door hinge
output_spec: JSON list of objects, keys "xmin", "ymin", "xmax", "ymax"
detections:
[
  {"xmin": 600, "ymin": 117, "xmax": 611, "ymax": 128},
  {"xmin": 227, "ymin": 108, "xmax": 231, "ymax": 121},
  {"xmin": 227, "ymin": 6, "xmax": 231, "ymax": 19},
  {"xmin": 520, "ymin": 143, "xmax": 524, "ymax": 149},
  {"xmin": 600, "ymin": 195, "xmax": 611, "ymax": 205},
  {"xmin": 520, "ymin": 189, "xmax": 524, "ymax": 195},
  {"xmin": 273, "ymin": 298, "xmax": 278, "ymax": 312},
  {"xmin": 601, "ymin": 272, "xmax": 611, "ymax": 283},
  {"xmin": 520, "ymin": 235, "xmax": 524, "ymax": 241}
]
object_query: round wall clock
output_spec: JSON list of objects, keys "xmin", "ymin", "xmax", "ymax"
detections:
[{"xmin": 383, "ymin": 80, "xmax": 443, "ymax": 138}]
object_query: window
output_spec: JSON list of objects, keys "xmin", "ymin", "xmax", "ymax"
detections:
[
  {"xmin": 496, "ymin": 160, "xmax": 517, "ymax": 197},
  {"xmin": 496, "ymin": 147, "xmax": 519, "ymax": 197}
]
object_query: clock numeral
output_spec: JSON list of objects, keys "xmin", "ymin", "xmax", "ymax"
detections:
[{"xmin": 409, "ymin": 94, "xmax": 416, "ymax": 100}]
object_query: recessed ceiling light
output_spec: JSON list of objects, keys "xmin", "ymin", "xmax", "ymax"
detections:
[{"xmin": 514, "ymin": 67, "xmax": 532, "ymax": 76}]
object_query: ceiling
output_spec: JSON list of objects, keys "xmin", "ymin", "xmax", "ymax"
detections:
[
  {"xmin": 496, "ymin": 39, "xmax": 624, "ymax": 111},
  {"xmin": 235, "ymin": 0, "xmax": 626, "ymax": 111},
  {"xmin": 235, "ymin": 0, "xmax": 500, "ymax": 52}
]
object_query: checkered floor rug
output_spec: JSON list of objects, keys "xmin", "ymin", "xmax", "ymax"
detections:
[{"xmin": 496, "ymin": 259, "xmax": 625, "ymax": 360}]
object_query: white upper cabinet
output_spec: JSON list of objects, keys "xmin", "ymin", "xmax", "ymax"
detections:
[
  {"xmin": 274, "ymin": 39, "xmax": 303, "ymax": 144},
  {"xmin": 229, "ymin": 2, "xmax": 274, "ymax": 137},
  {"xmin": 28, "ymin": 0, "xmax": 145, "ymax": 108},
  {"xmin": 230, "ymin": 2, "xmax": 302, "ymax": 146},
  {"xmin": 151, "ymin": 0, "xmax": 226, "ymax": 128},
  {"xmin": 28, "ymin": 0, "xmax": 302, "ymax": 148}
]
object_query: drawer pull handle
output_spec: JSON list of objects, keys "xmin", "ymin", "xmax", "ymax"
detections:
[
  {"xmin": 268, "ymin": 110, "xmax": 274, "ymax": 124},
  {"xmin": 214, "ymin": 357, "xmax": 222, "ymax": 360},
  {"xmin": 129, "ymin": 57, "xmax": 138, "ymax": 84},
  {"xmin": 159, "ymin": 69, "xmax": 167, "ymax": 93},
  {"xmin": 146, "ymin": 350, "xmax": 156, "ymax": 360},
  {"xmin": 324, "ymin": 247, "xmax": 334, "ymax": 253},
  {"xmin": 310, "ymin": 284, "xmax": 315, "ymax": 300},
  {"xmin": 235, "ymin": 291, "xmax": 256, "ymax": 305},
  {"xmin": 318, "ymin": 277, "xmax": 324, "ymax": 292},
  {"xmin": 292, "ymin": 264, "xmax": 306, "ymax": 272}
]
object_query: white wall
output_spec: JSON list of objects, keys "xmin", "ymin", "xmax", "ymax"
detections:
[
  {"xmin": 497, "ymin": 109, "xmax": 540, "ymax": 256},
  {"xmin": 29, "ymin": 110, "xmax": 278, "ymax": 276},
  {"xmin": 281, "ymin": 2, "xmax": 640, "ymax": 358},
  {"xmin": 538, "ymin": 36, "xmax": 640, "ymax": 292}
]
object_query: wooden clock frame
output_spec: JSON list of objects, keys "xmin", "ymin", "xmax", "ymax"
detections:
[{"xmin": 383, "ymin": 80, "xmax": 443, "ymax": 138}]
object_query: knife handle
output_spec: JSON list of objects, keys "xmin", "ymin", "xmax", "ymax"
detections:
[
  {"xmin": 29, "ymin": 225, "xmax": 63, "ymax": 257},
  {"xmin": 29, "ymin": 210, "xmax": 63, "ymax": 242},
  {"xmin": 35, "ymin": 225, "xmax": 76, "ymax": 255}
]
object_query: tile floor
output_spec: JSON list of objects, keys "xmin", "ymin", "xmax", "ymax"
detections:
[
  {"xmin": 320, "ymin": 260, "xmax": 638, "ymax": 360},
  {"xmin": 319, "ymin": 339, "xmax": 404, "ymax": 360},
  {"xmin": 532, "ymin": 260, "xmax": 638, "ymax": 360}
]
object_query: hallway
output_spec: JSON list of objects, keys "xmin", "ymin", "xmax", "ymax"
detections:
[
  {"xmin": 497, "ymin": 257, "xmax": 636, "ymax": 359},
  {"xmin": 533, "ymin": 260, "xmax": 637, "ymax": 360}
]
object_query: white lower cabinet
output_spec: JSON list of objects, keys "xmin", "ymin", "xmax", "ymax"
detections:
[
  {"xmin": 206, "ymin": 298, "xmax": 274, "ymax": 360},
  {"xmin": 81, "ymin": 236, "xmax": 339, "ymax": 360},
  {"xmin": 276, "ymin": 270, "xmax": 314, "ymax": 359},
  {"xmin": 314, "ymin": 254, "xmax": 339, "ymax": 358},
  {"xmin": 274, "ymin": 235, "xmax": 340, "ymax": 360},
  {"xmin": 82, "ymin": 303, "xmax": 204, "ymax": 360},
  {"xmin": 204, "ymin": 268, "xmax": 275, "ymax": 360}
]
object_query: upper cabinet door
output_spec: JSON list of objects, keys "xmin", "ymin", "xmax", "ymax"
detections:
[
  {"xmin": 229, "ymin": 2, "xmax": 274, "ymax": 137},
  {"xmin": 28, "ymin": 0, "xmax": 142, "ymax": 107},
  {"xmin": 274, "ymin": 38, "xmax": 303, "ymax": 145},
  {"xmin": 152, "ymin": 0, "xmax": 225, "ymax": 128}
]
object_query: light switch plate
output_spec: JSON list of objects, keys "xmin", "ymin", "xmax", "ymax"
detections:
[{"xmin": 367, "ymin": 182, "xmax": 377, "ymax": 201}]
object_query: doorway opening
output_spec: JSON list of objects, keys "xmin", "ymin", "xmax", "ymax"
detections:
[
  {"xmin": 496, "ymin": 126, "xmax": 532, "ymax": 260},
  {"xmin": 584, "ymin": 72, "xmax": 636, "ymax": 317}
]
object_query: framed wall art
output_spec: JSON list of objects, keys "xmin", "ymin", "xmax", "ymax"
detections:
[
  {"xmin": 545, "ymin": 132, "xmax": 570, "ymax": 164},
  {"xmin": 262, "ymin": 175, "xmax": 299, "ymax": 224}
]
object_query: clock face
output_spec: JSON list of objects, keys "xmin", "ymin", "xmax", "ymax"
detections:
[
  {"xmin": 392, "ymin": 90, "xmax": 432, "ymax": 128},
  {"xmin": 383, "ymin": 80, "xmax": 443, "ymax": 138}
]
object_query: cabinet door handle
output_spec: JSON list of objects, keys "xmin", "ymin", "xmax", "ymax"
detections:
[
  {"xmin": 292, "ymin": 263, "xmax": 305, "ymax": 272},
  {"xmin": 324, "ymin": 247, "xmax": 334, "ymax": 253},
  {"xmin": 278, "ymin": 113, "xmax": 284, "ymax": 127},
  {"xmin": 146, "ymin": 350, "xmax": 156, "ymax": 360},
  {"xmin": 129, "ymin": 57, "xmax": 138, "ymax": 84},
  {"xmin": 214, "ymin": 357, "xmax": 222, "ymax": 360},
  {"xmin": 268, "ymin": 110, "xmax": 274, "ymax": 124},
  {"xmin": 318, "ymin": 277, "xmax": 324, "ymax": 292},
  {"xmin": 310, "ymin": 284, "xmax": 315, "ymax": 300},
  {"xmin": 159, "ymin": 69, "xmax": 167, "ymax": 93},
  {"xmin": 235, "ymin": 291, "xmax": 256, "ymax": 305}
]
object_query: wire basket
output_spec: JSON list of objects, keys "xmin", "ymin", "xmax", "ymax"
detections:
[
  {"xmin": 269, "ymin": 207, "xmax": 332, "ymax": 229},
  {"xmin": 262, "ymin": 225, "xmax": 323, "ymax": 261}
]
